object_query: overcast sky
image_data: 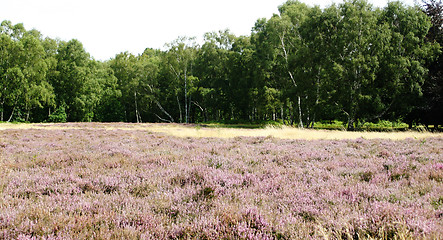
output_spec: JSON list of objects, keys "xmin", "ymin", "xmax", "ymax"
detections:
[{"xmin": 1, "ymin": 0, "xmax": 417, "ymax": 61}]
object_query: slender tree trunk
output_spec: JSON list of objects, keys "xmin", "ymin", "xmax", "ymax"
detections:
[
  {"xmin": 184, "ymin": 69, "xmax": 188, "ymax": 124},
  {"xmin": 280, "ymin": 33, "xmax": 304, "ymax": 128},
  {"xmin": 297, "ymin": 96, "xmax": 303, "ymax": 128},
  {"xmin": 188, "ymin": 88, "xmax": 192, "ymax": 123},
  {"xmin": 306, "ymin": 99, "xmax": 311, "ymax": 128},
  {"xmin": 311, "ymin": 68, "xmax": 321, "ymax": 128},
  {"xmin": 177, "ymin": 95, "xmax": 182, "ymax": 123},
  {"xmin": 155, "ymin": 114, "xmax": 170, "ymax": 123},
  {"xmin": 144, "ymin": 84, "xmax": 174, "ymax": 123},
  {"xmin": 134, "ymin": 91, "xmax": 140, "ymax": 123},
  {"xmin": 155, "ymin": 100, "xmax": 174, "ymax": 123},
  {"xmin": 252, "ymin": 108, "xmax": 255, "ymax": 122},
  {"xmin": 192, "ymin": 101, "xmax": 205, "ymax": 122},
  {"xmin": 7, "ymin": 106, "xmax": 15, "ymax": 122},
  {"xmin": 347, "ymin": 66, "xmax": 362, "ymax": 131},
  {"xmin": 1, "ymin": 102, "xmax": 3, "ymax": 122},
  {"xmin": 347, "ymin": 85, "xmax": 356, "ymax": 131},
  {"xmin": 281, "ymin": 106, "xmax": 284, "ymax": 123},
  {"xmin": 138, "ymin": 113, "xmax": 142, "ymax": 123},
  {"xmin": 231, "ymin": 106, "xmax": 234, "ymax": 121},
  {"xmin": 283, "ymin": 49, "xmax": 304, "ymax": 128}
]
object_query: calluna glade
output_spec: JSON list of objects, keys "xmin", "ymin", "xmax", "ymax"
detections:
[{"xmin": 0, "ymin": 123, "xmax": 442, "ymax": 239}]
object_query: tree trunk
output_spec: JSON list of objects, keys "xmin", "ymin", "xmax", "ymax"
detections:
[
  {"xmin": 251, "ymin": 108, "xmax": 255, "ymax": 122},
  {"xmin": 347, "ymin": 67, "xmax": 361, "ymax": 131},
  {"xmin": 155, "ymin": 100, "xmax": 174, "ymax": 123},
  {"xmin": 280, "ymin": 33, "xmax": 305, "ymax": 128},
  {"xmin": 177, "ymin": 95, "xmax": 182, "ymax": 123},
  {"xmin": 312, "ymin": 68, "xmax": 321, "ymax": 128},
  {"xmin": 26, "ymin": 110, "xmax": 30, "ymax": 122},
  {"xmin": 184, "ymin": 69, "xmax": 188, "ymax": 124},
  {"xmin": 289, "ymin": 102, "xmax": 294, "ymax": 126},
  {"xmin": 7, "ymin": 106, "xmax": 15, "ymax": 123},
  {"xmin": 306, "ymin": 106, "xmax": 311, "ymax": 128},
  {"xmin": 1, "ymin": 102, "xmax": 3, "ymax": 122},
  {"xmin": 231, "ymin": 105, "xmax": 234, "ymax": 121},
  {"xmin": 281, "ymin": 106, "xmax": 284, "ymax": 124},
  {"xmin": 347, "ymin": 100, "xmax": 357, "ymax": 131},
  {"xmin": 347, "ymin": 99, "xmax": 357, "ymax": 131},
  {"xmin": 188, "ymin": 89, "xmax": 192, "ymax": 123},
  {"xmin": 192, "ymin": 101, "xmax": 205, "ymax": 122},
  {"xmin": 298, "ymin": 96, "xmax": 303, "ymax": 128},
  {"xmin": 134, "ymin": 91, "xmax": 140, "ymax": 123}
]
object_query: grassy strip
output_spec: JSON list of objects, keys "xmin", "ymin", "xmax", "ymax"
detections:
[
  {"xmin": 199, "ymin": 120, "xmax": 440, "ymax": 132},
  {"xmin": 1, "ymin": 119, "xmax": 439, "ymax": 132}
]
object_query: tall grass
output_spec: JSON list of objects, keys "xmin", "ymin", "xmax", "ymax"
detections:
[{"xmin": 1, "ymin": 122, "xmax": 441, "ymax": 140}]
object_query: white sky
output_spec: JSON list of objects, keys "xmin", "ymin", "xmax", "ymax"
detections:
[{"xmin": 1, "ymin": 0, "xmax": 416, "ymax": 61}]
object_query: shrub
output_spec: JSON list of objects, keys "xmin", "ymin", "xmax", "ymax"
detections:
[{"xmin": 47, "ymin": 106, "xmax": 67, "ymax": 123}]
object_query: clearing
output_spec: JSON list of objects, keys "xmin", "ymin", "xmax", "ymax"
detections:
[{"xmin": 0, "ymin": 122, "xmax": 441, "ymax": 140}]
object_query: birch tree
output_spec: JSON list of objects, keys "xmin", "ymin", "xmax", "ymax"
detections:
[
  {"xmin": 165, "ymin": 37, "xmax": 198, "ymax": 123},
  {"xmin": 0, "ymin": 21, "xmax": 54, "ymax": 122},
  {"xmin": 267, "ymin": 1, "xmax": 310, "ymax": 128},
  {"xmin": 330, "ymin": 0, "xmax": 380, "ymax": 130}
]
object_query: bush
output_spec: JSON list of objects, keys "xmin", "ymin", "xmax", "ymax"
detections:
[
  {"xmin": 362, "ymin": 120, "xmax": 409, "ymax": 131},
  {"xmin": 47, "ymin": 106, "xmax": 67, "ymax": 123}
]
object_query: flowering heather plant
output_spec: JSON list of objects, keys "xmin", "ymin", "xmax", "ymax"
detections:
[{"xmin": 0, "ymin": 123, "xmax": 442, "ymax": 239}]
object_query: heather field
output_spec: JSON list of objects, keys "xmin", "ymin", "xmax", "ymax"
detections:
[{"xmin": 0, "ymin": 123, "xmax": 442, "ymax": 239}]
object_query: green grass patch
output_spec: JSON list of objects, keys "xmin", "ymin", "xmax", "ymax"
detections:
[
  {"xmin": 198, "ymin": 119, "xmax": 423, "ymax": 132},
  {"xmin": 198, "ymin": 120, "xmax": 284, "ymax": 129}
]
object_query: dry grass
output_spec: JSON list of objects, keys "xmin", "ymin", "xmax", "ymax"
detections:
[
  {"xmin": 148, "ymin": 124, "xmax": 443, "ymax": 140},
  {"xmin": 0, "ymin": 122, "xmax": 441, "ymax": 140}
]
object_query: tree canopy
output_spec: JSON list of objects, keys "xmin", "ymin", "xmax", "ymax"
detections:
[{"xmin": 1, "ymin": 0, "xmax": 441, "ymax": 129}]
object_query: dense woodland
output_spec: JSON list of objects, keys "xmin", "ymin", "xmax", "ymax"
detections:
[{"xmin": 1, "ymin": 0, "xmax": 442, "ymax": 130}]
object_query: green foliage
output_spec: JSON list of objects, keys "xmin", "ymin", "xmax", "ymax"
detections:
[
  {"xmin": 0, "ymin": 20, "xmax": 55, "ymax": 122},
  {"xmin": 313, "ymin": 121, "xmax": 347, "ymax": 130},
  {"xmin": 54, "ymin": 39, "xmax": 94, "ymax": 121},
  {"xmin": 361, "ymin": 120, "xmax": 409, "ymax": 131},
  {"xmin": 201, "ymin": 120, "xmax": 284, "ymax": 129},
  {"xmin": 0, "ymin": 0, "xmax": 440, "ymax": 127},
  {"xmin": 110, "ymin": 49, "xmax": 162, "ymax": 123},
  {"xmin": 47, "ymin": 106, "xmax": 67, "ymax": 123}
]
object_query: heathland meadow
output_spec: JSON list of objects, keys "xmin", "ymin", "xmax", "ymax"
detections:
[{"xmin": 0, "ymin": 123, "xmax": 442, "ymax": 239}]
